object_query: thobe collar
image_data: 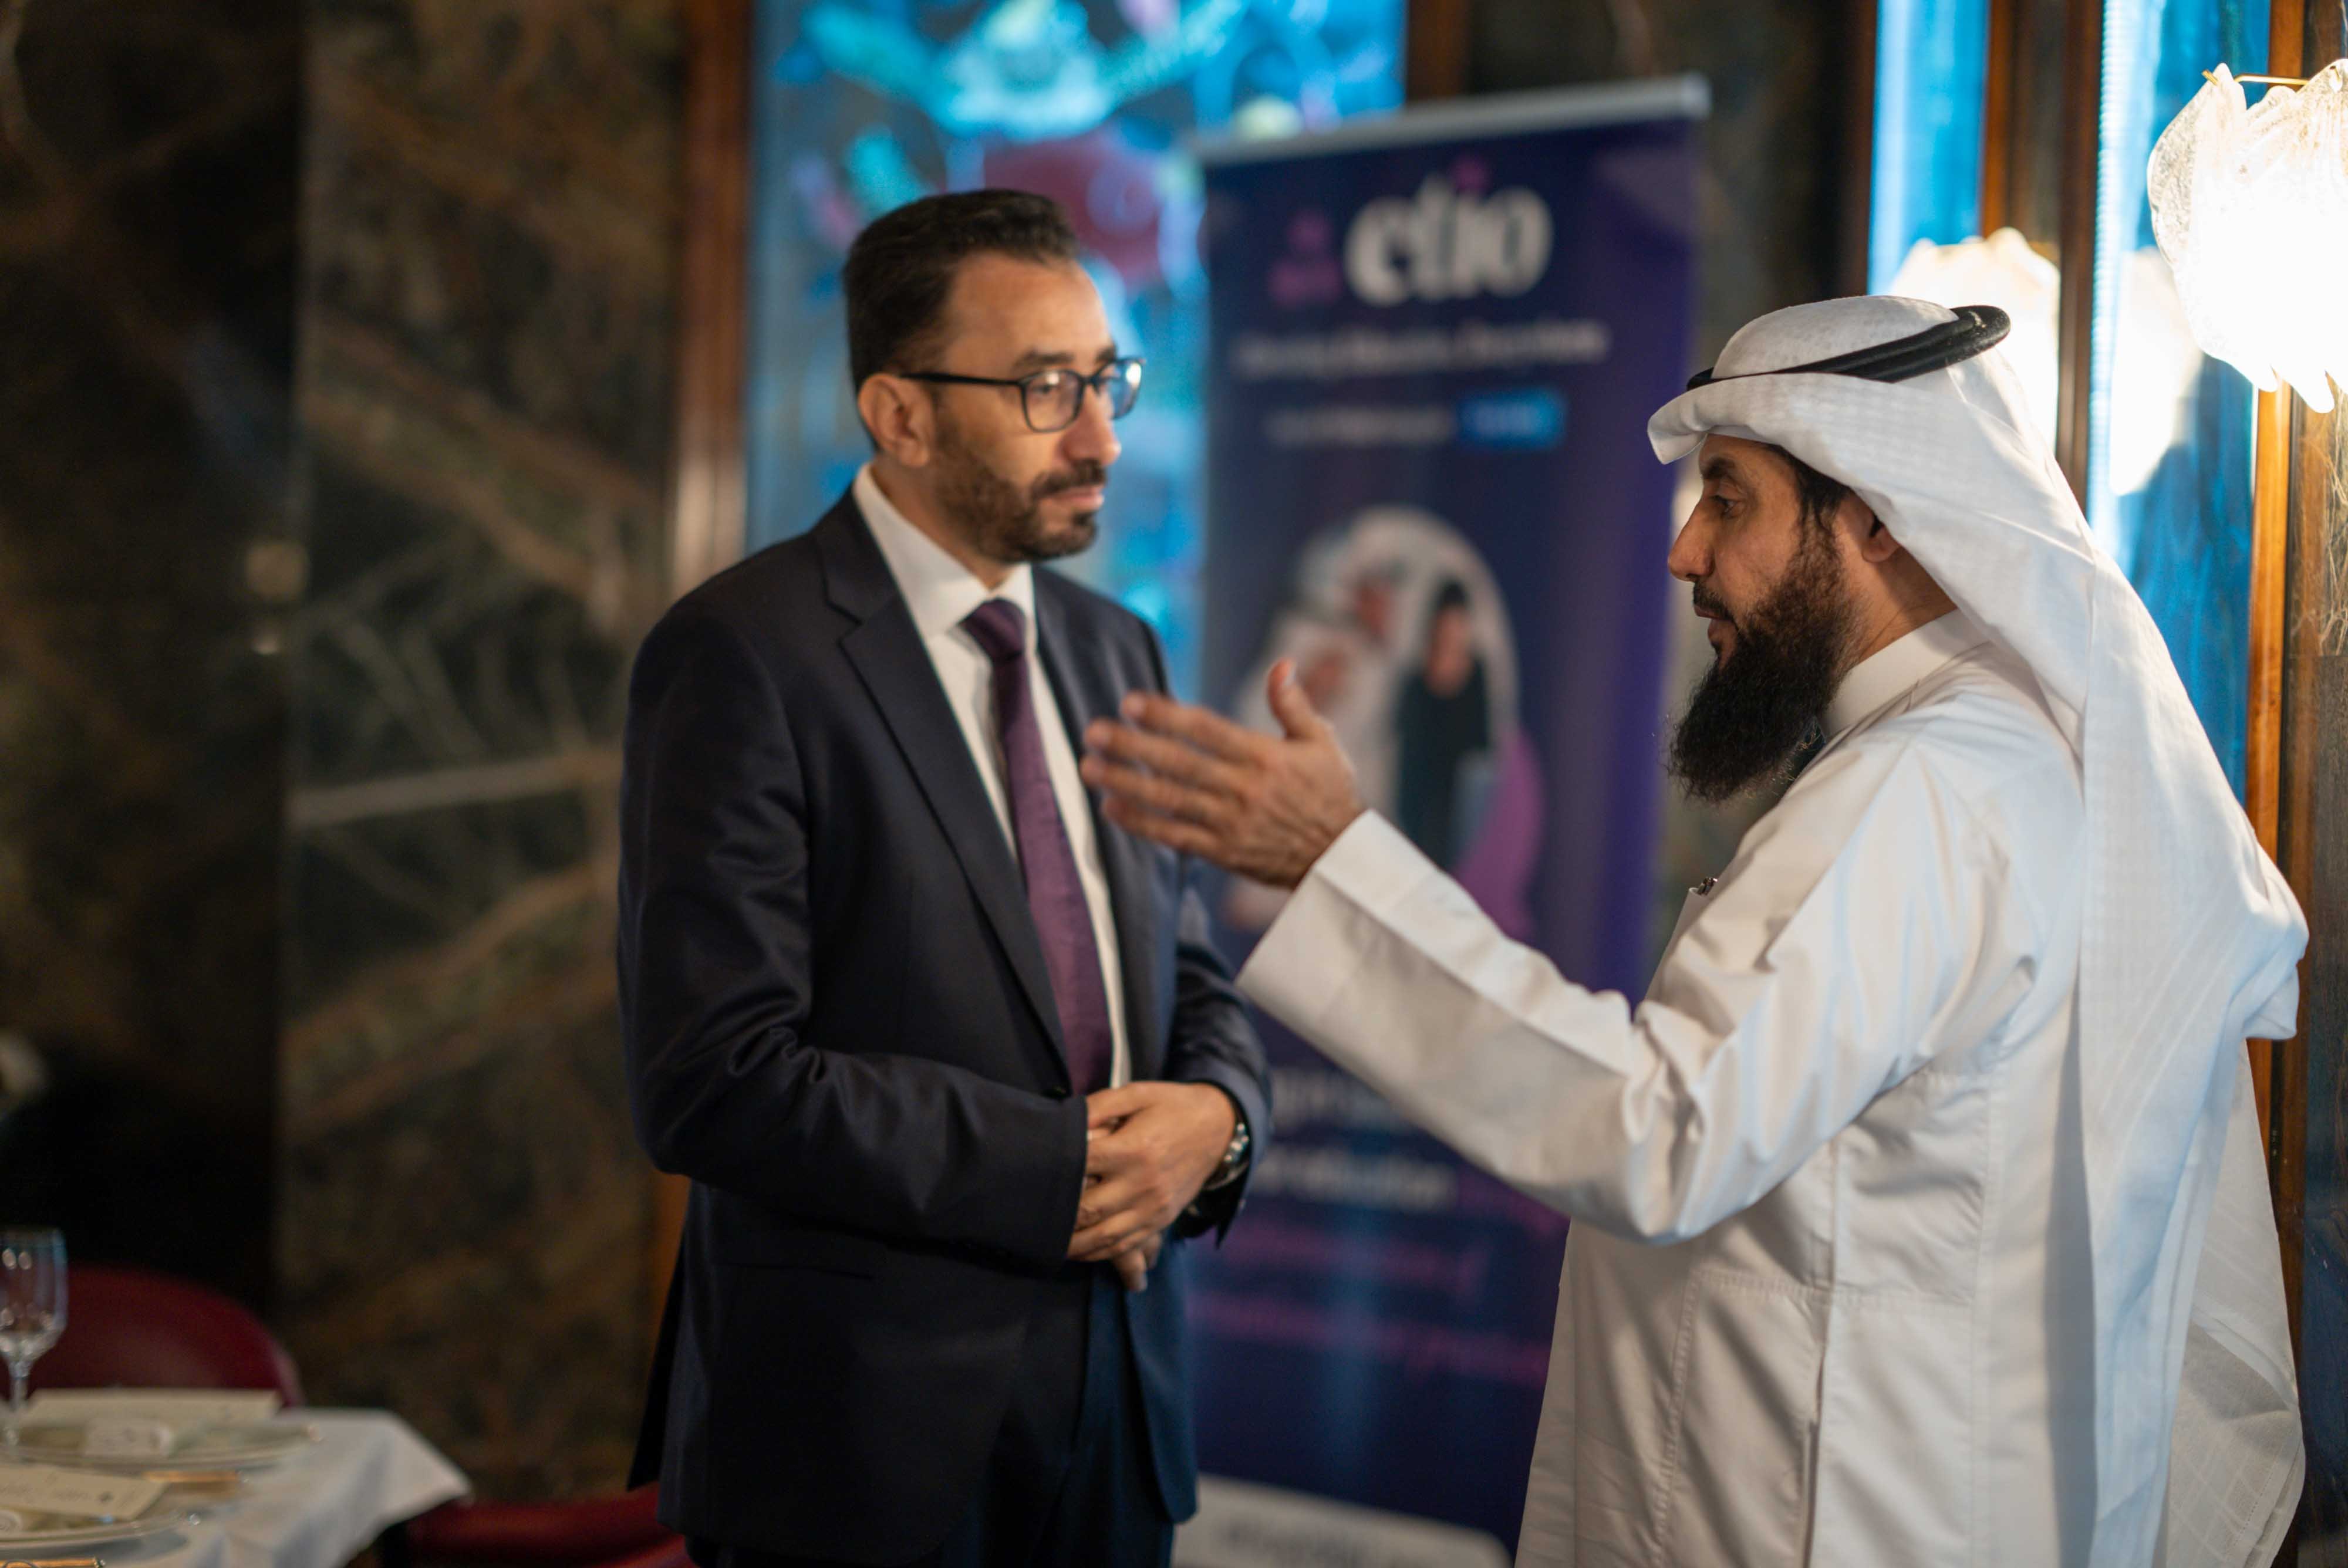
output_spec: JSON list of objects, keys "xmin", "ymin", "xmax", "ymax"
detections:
[
  {"xmin": 1824, "ymin": 609, "xmax": 1990, "ymax": 741},
  {"xmin": 853, "ymin": 463, "xmax": 1037, "ymax": 651}
]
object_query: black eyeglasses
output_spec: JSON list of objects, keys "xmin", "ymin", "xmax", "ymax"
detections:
[{"xmin": 899, "ymin": 357, "xmax": 1145, "ymax": 434}]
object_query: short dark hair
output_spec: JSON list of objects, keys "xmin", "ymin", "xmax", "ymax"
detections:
[
  {"xmin": 1771, "ymin": 445, "xmax": 1853, "ymax": 535},
  {"xmin": 841, "ymin": 190, "xmax": 1083, "ymax": 390}
]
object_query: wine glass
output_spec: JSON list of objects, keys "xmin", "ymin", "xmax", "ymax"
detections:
[{"xmin": 0, "ymin": 1230, "xmax": 65, "ymax": 1448}]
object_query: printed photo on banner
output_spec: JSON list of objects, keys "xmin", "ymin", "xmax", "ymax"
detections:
[{"xmin": 1220, "ymin": 506, "xmax": 1538, "ymax": 940}]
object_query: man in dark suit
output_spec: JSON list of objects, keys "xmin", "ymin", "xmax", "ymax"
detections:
[{"xmin": 619, "ymin": 190, "xmax": 1270, "ymax": 1568}]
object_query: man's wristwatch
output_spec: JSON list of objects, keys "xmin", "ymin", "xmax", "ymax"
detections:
[{"xmin": 1202, "ymin": 1111, "xmax": 1251, "ymax": 1191}]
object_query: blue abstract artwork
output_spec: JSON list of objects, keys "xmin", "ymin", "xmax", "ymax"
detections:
[
  {"xmin": 746, "ymin": 0, "xmax": 1407, "ymax": 688},
  {"xmin": 1867, "ymin": 0, "xmax": 1986, "ymax": 289},
  {"xmin": 2086, "ymin": 0, "xmax": 2266, "ymax": 796}
]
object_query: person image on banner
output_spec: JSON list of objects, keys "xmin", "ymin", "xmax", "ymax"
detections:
[
  {"xmin": 1081, "ymin": 296, "xmax": 2305, "ymax": 1566},
  {"xmin": 1220, "ymin": 509, "xmax": 1530, "ymax": 936},
  {"xmin": 1394, "ymin": 579, "xmax": 1493, "ymax": 869}
]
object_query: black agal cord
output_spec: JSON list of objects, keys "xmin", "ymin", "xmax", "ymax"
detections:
[{"xmin": 1684, "ymin": 305, "xmax": 2012, "ymax": 391}]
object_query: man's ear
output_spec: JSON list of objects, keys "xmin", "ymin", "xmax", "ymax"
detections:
[
  {"xmin": 856, "ymin": 374, "xmax": 933, "ymax": 468},
  {"xmin": 1851, "ymin": 498, "xmax": 1903, "ymax": 565}
]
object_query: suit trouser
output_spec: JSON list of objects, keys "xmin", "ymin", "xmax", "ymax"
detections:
[{"xmin": 688, "ymin": 1265, "xmax": 1173, "ymax": 1568}]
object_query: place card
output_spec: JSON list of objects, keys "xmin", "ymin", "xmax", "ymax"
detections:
[
  {"xmin": 82, "ymin": 1420, "xmax": 173, "ymax": 1459},
  {"xmin": 0, "ymin": 1465, "xmax": 164, "ymax": 1521},
  {"xmin": 27, "ymin": 1391, "xmax": 279, "ymax": 1425}
]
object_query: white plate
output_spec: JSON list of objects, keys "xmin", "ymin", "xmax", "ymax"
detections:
[
  {"xmin": 0, "ymin": 1508, "xmax": 193, "ymax": 1550},
  {"xmin": 6, "ymin": 1420, "xmax": 319, "ymax": 1472}
]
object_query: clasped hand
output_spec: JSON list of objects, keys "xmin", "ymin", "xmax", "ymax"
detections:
[{"xmin": 1070, "ymin": 1080, "xmax": 1236, "ymax": 1292}]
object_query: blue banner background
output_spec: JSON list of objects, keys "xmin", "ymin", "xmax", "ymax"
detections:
[{"xmin": 1190, "ymin": 90, "xmax": 1701, "ymax": 1546}]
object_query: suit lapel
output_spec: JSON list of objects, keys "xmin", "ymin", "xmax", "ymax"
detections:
[
  {"xmin": 1033, "ymin": 577, "xmax": 1165, "ymax": 1082},
  {"xmin": 817, "ymin": 498, "xmax": 1068, "ymax": 1079}
]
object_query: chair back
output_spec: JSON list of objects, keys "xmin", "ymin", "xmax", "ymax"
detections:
[
  {"xmin": 405, "ymin": 1486, "xmax": 674, "ymax": 1567},
  {"xmin": 30, "ymin": 1263, "xmax": 302, "ymax": 1404}
]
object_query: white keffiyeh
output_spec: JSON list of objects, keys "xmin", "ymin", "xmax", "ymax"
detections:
[{"xmin": 1647, "ymin": 296, "xmax": 2307, "ymax": 1568}]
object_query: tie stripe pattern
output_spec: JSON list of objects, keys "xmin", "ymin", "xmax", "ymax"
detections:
[{"xmin": 962, "ymin": 598, "xmax": 1114, "ymax": 1093}]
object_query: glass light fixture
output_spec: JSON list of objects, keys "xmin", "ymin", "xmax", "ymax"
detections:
[
  {"xmin": 1885, "ymin": 225, "xmax": 2199, "ymax": 496},
  {"xmin": 1887, "ymin": 227, "xmax": 2060, "ymax": 447},
  {"xmin": 2148, "ymin": 60, "xmax": 2348, "ymax": 412}
]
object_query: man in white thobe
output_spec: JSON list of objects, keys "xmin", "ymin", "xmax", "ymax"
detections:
[{"xmin": 1079, "ymin": 297, "xmax": 2307, "ymax": 1566}]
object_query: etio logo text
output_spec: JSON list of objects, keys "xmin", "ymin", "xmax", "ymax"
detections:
[{"xmin": 1343, "ymin": 174, "xmax": 1554, "ymax": 306}]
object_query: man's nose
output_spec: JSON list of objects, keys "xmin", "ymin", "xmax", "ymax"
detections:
[
  {"xmin": 1059, "ymin": 386, "xmax": 1121, "ymax": 468},
  {"xmin": 1666, "ymin": 515, "xmax": 1709, "ymax": 583}
]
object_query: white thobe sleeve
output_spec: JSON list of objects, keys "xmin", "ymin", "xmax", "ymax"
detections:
[{"xmin": 1240, "ymin": 736, "xmax": 2035, "ymax": 1242}]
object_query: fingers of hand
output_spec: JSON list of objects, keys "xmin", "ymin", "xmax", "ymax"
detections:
[
  {"xmin": 1073, "ymin": 1204, "xmax": 1171, "ymax": 1260},
  {"xmin": 1070, "ymin": 1211, "xmax": 1137, "ymax": 1258},
  {"xmin": 1072, "ymin": 1224, "xmax": 1145, "ymax": 1261},
  {"xmin": 1106, "ymin": 1226, "xmax": 1162, "ymax": 1287},
  {"xmin": 1268, "ymin": 661, "xmax": 1332, "ymax": 742},
  {"xmin": 1083, "ymin": 1135, "xmax": 1139, "ymax": 1183},
  {"xmin": 1071, "ymin": 1167, "xmax": 1175, "ymax": 1248},
  {"xmin": 1085, "ymin": 1083, "xmax": 1149, "ymax": 1128},
  {"xmin": 1118, "ymin": 692, "xmax": 1263, "ymax": 764},
  {"xmin": 1085, "ymin": 722, "xmax": 1246, "ymax": 799},
  {"xmin": 1102, "ymin": 1080, "xmax": 1179, "ymax": 1113},
  {"xmin": 1099, "ymin": 797, "xmax": 1226, "ymax": 860},
  {"xmin": 1081, "ymin": 756, "xmax": 1224, "ymax": 825},
  {"xmin": 1086, "ymin": 1117, "xmax": 1169, "ymax": 1177}
]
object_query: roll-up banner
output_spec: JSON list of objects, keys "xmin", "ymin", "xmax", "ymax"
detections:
[{"xmin": 1178, "ymin": 79, "xmax": 1706, "ymax": 1563}]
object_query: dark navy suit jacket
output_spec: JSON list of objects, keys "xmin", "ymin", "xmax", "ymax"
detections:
[{"xmin": 619, "ymin": 492, "xmax": 1270, "ymax": 1563}]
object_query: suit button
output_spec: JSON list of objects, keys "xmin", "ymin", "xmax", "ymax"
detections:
[{"xmin": 1048, "ymin": 1087, "xmax": 1070, "ymax": 1100}]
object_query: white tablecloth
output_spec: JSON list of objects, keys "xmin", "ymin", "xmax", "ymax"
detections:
[{"xmin": 114, "ymin": 1411, "xmax": 468, "ymax": 1568}]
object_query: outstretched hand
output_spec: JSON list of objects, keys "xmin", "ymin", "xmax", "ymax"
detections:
[{"xmin": 1080, "ymin": 661, "xmax": 1366, "ymax": 889}]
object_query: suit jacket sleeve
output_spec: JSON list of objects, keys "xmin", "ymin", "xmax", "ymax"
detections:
[
  {"xmin": 618, "ymin": 607, "xmax": 1088, "ymax": 1268},
  {"xmin": 1138, "ymin": 629, "xmax": 1272, "ymax": 1242}
]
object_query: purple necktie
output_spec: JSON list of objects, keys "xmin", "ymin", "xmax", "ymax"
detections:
[{"xmin": 962, "ymin": 599, "xmax": 1114, "ymax": 1093}]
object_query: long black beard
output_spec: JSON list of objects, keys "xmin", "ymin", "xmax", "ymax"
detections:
[
  {"xmin": 932, "ymin": 412, "xmax": 1104, "ymax": 565},
  {"xmin": 1668, "ymin": 529, "xmax": 1854, "ymax": 803}
]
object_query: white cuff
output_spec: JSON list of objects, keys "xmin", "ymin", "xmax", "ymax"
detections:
[
  {"xmin": 1307, "ymin": 809, "xmax": 1438, "ymax": 915},
  {"xmin": 1237, "ymin": 812, "xmax": 1439, "ymax": 1032}
]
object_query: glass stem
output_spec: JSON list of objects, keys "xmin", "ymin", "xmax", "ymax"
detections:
[{"xmin": 6, "ymin": 1360, "xmax": 25, "ymax": 1447}]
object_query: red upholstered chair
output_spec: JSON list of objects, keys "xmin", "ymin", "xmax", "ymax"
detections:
[
  {"xmin": 31, "ymin": 1263, "xmax": 302, "ymax": 1404},
  {"xmin": 593, "ymin": 1539, "xmax": 689, "ymax": 1568},
  {"xmin": 403, "ymin": 1486, "xmax": 681, "ymax": 1568}
]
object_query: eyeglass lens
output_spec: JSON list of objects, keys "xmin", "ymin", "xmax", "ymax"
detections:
[{"xmin": 1024, "ymin": 361, "xmax": 1143, "ymax": 431}]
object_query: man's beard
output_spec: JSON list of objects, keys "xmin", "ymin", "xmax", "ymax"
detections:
[
  {"xmin": 932, "ymin": 412, "xmax": 1105, "ymax": 565},
  {"xmin": 1668, "ymin": 526, "xmax": 1855, "ymax": 803}
]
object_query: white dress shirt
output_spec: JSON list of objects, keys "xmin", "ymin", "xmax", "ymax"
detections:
[
  {"xmin": 1237, "ymin": 611, "xmax": 2188, "ymax": 1565},
  {"xmin": 853, "ymin": 465, "xmax": 1129, "ymax": 1088}
]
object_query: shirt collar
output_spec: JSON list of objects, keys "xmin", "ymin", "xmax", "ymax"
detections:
[
  {"xmin": 854, "ymin": 463, "xmax": 1036, "ymax": 647},
  {"xmin": 1825, "ymin": 609, "xmax": 1990, "ymax": 739}
]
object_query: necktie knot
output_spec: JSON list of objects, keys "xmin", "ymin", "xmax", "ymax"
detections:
[{"xmin": 963, "ymin": 599, "xmax": 1027, "ymax": 667}]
